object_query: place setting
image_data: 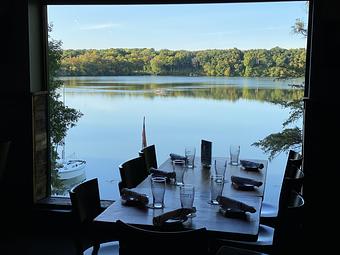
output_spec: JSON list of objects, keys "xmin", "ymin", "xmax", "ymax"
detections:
[
  {"xmin": 208, "ymin": 171, "xmax": 257, "ymax": 220},
  {"xmin": 217, "ymin": 195, "xmax": 256, "ymax": 220},
  {"xmin": 120, "ymin": 175, "xmax": 168, "ymax": 210},
  {"xmin": 169, "ymin": 145, "xmax": 196, "ymax": 170},
  {"xmin": 231, "ymin": 175, "xmax": 263, "ymax": 191},
  {"xmin": 152, "ymin": 207, "xmax": 196, "ymax": 227},
  {"xmin": 149, "ymin": 167, "xmax": 176, "ymax": 183},
  {"xmin": 120, "ymin": 188, "xmax": 149, "ymax": 208},
  {"xmin": 151, "ymin": 182, "xmax": 197, "ymax": 227},
  {"xmin": 240, "ymin": 159, "xmax": 264, "ymax": 172}
]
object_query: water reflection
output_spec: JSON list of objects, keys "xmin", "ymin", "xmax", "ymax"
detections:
[{"xmin": 61, "ymin": 76, "xmax": 303, "ymax": 102}]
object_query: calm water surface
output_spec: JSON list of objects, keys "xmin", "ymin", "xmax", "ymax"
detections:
[{"xmin": 55, "ymin": 76, "xmax": 303, "ymax": 206}]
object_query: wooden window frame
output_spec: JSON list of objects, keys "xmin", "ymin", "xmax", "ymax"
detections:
[{"xmin": 37, "ymin": 0, "xmax": 312, "ymax": 207}]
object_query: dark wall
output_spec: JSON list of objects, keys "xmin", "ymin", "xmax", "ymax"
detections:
[
  {"xmin": 0, "ymin": 0, "xmax": 33, "ymax": 235},
  {"xmin": 302, "ymin": 0, "xmax": 340, "ymax": 249},
  {"xmin": 1, "ymin": 0, "xmax": 339, "ymax": 251}
]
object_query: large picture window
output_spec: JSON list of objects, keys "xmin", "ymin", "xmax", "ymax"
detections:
[{"xmin": 46, "ymin": 1, "xmax": 309, "ymax": 203}]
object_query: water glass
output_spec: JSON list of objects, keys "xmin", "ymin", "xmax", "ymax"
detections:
[
  {"xmin": 185, "ymin": 146, "xmax": 196, "ymax": 168},
  {"xmin": 172, "ymin": 159, "xmax": 185, "ymax": 186},
  {"xmin": 214, "ymin": 159, "xmax": 227, "ymax": 180},
  {"xmin": 229, "ymin": 144, "xmax": 240, "ymax": 166},
  {"xmin": 180, "ymin": 184, "xmax": 195, "ymax": 217},
  {"xmin": 151, "ymin": 176, "xmax": 166, "ymax": 209},
  {"xmin": 210, "ymin": 175, "xmax": 224, "ymax": 205}
]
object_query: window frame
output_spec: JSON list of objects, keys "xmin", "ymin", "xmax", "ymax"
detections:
[{"xmin": 38, "ymin": 0, "xmax": 312, "ymax": 206}]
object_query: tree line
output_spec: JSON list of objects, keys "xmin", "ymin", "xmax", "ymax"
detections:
[{"xmin": 59, "ymin": 47, "xmax": 306, "ymax": 78}]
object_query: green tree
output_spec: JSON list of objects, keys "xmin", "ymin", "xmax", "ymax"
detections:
[
  {"xmin": 48, "ymin": 24, "xmax": 83, "ymax": 193},
  {"xmin": 292, "ymin": 18, "xmax": 307, "ymax": 37},
  {"xmin": 252, "ymin": 98, "xmax": 303, "ymax": 159},
  {"xmin": 252, "ymin": 12, "xmax": 308, "ymax": 160},
  {"xmin": 59, "ymin": 47, "xmax": 306, "ymax": 78}
]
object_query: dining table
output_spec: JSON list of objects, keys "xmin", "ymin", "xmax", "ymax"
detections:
[{"xmin": 94, "ymin": 156, "xmax": 268, "ymax": 242}]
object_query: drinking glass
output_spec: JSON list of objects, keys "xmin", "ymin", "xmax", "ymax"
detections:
[
  {"xmin": 185, "ymin": 146, "xmax": 196, "ymax": 168},
  {"xmin": 172, "ymin": 159, "xmax": 185, "ymax": 186},
  {"xmin": 229, "ymin": 144, "xmax": 240, "ymax": 166},
  {"xmin": 210, "ymin": 174, "xmax": 224, "ymax": 205},
  {"xmin": 180, "ymin": 184, "xmax": 195, "ymax": 217},
  {"xmin": 214, "ymin": 159, "xmax": 227, "ymax": 180},
  {"xmin": 151, "ymin": 176, "xmax": 166, "ymax": 209}
]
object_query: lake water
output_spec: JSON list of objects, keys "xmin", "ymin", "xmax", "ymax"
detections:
[{"xmin": 54, "ymin": 75, "xmax": 303, "ymax": 206}]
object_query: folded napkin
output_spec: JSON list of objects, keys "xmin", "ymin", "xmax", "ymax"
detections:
[
  {"xmin": 170, "ymin": 153, "xmax": 187, "ymax": 161},
  {"xmin": 240, "ymin": 160, "xmax": 264, "ymax": 170},
  {"xmin": 149, "ymin": 167, "xmax": 176, "ymax": 180},
  {"xmin": 153, "ymin": 208, "xmax": 196, "ymax": 227},
  {"xmin": 217, "ymin": 195, "xmax": 256, "ymax": 213},
  {"xmin": 219, "ymin": 207, "xmax": 247, "ymax": 220},
  {"xmin": 120, "ymin": 188, "xmax": 149, "ymax": 207},
  {"xmin": 231, "ymin": 176, "xmax": 263, "ymax": 187}
]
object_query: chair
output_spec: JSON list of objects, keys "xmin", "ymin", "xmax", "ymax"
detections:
[
  {"xmin": 139, "ymin": 144, "xmax": 158, "ymax": 172},
  {"xmin": 284, "ymin": 150, "xmax": 304, "ymax": 195},
  {"xmin": 215, "ymin": 246, "xmax": 268, "ymax": 255},
  {"xmin": 212, "ymin": 175, "xmax": 305, "ymax": 254},
  {"xmin": 118, "ymin": 156, "xmax": 148, "ymax": 195},
  {"xmin": 69, "ymin": 178, "xmax": 119, "ymax": 255},
  {"xmin": 115, "ymin": 219, "xmax": 210, "ymax": 255},
  {"xmin": 0, "ymin": 140, "xmax": 11, "ymax": 183},
  {"xmin": 284, "ymin": 150, "xmax": 303, "ymax": 183},
  {"xmin": 260, "ymin": 150, "xmax": 304, "ymax": 226}
]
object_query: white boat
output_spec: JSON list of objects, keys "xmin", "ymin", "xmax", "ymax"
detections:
[
  {"xmin": 57, "ymin": 159, "xmax": 86, "ymax": 180},
  {"xmin": 56, "ymin": 84, "xmax": 87, "ymax": 181}
]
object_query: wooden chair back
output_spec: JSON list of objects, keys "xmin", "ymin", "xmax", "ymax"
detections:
[
  {"xmin": 116, "ymin": 220, "xmax": 209, "ymax": 255},
  {"xmin": 261, "ymin": 149, "xmax": 304, "ymax": 225},
  {"xmin": 69, "ymin": 178, "xmax": 118, "ymax": 254},
  {"xmin": 284, "ymin": 150, "xmax": 304, "ymax": 194},
  {"xmin": 69, "ymin": 178, "xmax": 102, "ymax": 225},
  {"xmin": 284, "ymin": 149, "xmax": 303, "ymax": 178},
  {"xmin": 139, "ymin": 144, "xmax": 158, "ymax": 171},
  {"xmin": 216, "ymin": 246, "xmax": 267, "ymax": 255},
  {"xmin": 273, "ymin": 183, "xmax": 305, "ymax": 253},
  {"xmin": 118, "ymin": 156, "xmax": 148, "ymax": 194}
]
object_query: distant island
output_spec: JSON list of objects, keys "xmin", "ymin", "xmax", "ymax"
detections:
[{"xmin": 59, "ymin": 47, "xmax": 305, "ymax": 78}]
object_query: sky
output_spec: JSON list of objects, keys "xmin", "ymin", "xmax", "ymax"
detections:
[{"xmin": 48, "ymin": 2, "xmax": 308, "ymax": 51}]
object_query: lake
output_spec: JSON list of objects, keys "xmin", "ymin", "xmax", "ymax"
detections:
[{"xmin": 54, "ymin": 75, "xmax": 303, "ymax": 206}]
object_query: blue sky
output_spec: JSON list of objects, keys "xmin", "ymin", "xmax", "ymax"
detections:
[{"xmin": 48, "ymin": 2, "xmax": 308, "ymax": 50}]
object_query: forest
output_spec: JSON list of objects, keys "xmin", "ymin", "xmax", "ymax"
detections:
[{"xmin": 59, "ymin": 47, "xmax": 306, "ymax": 78}]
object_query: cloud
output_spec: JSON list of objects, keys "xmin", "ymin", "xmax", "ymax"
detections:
[{"xmin": 80, "ymin": 23, "xmax": 122, "ymax": 30}]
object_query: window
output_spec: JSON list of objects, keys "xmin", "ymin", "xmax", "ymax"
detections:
[{"xmin": 45, "ymin": 1, "xmax": 309, "ymax": 204}]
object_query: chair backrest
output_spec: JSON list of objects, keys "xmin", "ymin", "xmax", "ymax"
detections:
[
  {"xmin": 139, "ymin": 144, "xmax": 158, "ymax": 171},
  {"xmin": 273, "ymin": 179, "xmax": 305, "ymax": 252},
  {"xmin": 278, "ymin": 152, "xmax": 305, "ymax": 224},
  {"xmin": 0, "ymin": 140, "xmax": 11, "ymax": 182},
  {"xmin": 69, "ymin": 178, "xmax": 102, "ymax": 224},
  {"xmin": 283, "ymin": 150, "xmax": 304, "ymax": 194},
  {"xmin": 287, "ymin": 149, "xmax": 301, "ymax": 161},
  {"xmin": 276, "ymin": 180, "xmax": 305, "ymax": 219},
  {"xmin": 216, "ymin": 246, "xmax": 265, "ymax": 255},
  {"xmin": 118, "ymin": 156, "xmax": 148, "ymax": 194},
  {"xmin": 284, "ymin": 150, "xmax": 303, "ymax": 178},
  {"xmin": 116, "ymin": 220, "xmax": 209, "ymax": 255}
]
